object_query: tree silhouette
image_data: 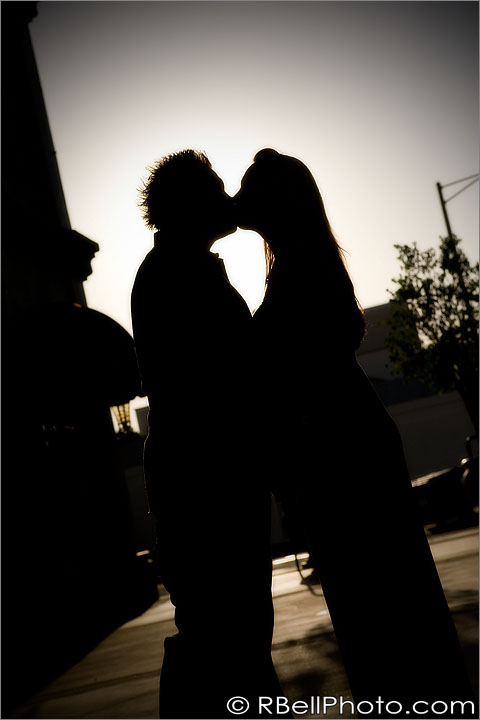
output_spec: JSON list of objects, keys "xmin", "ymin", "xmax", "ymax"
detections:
[{"xmin": 386, "ymin": 235, "xmax": 478, "ymax": 432}]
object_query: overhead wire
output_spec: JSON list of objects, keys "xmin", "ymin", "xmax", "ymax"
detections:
[
  {"xmin": 445, "ymin": 176, "xmax": 479, "ymax": 203},
  {"xmin": 441, "ymin": 173, "xmax": 479, "ymax": 188}
]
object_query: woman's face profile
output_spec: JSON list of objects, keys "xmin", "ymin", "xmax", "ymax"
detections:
[
  {"xmin": 235, "ymin": 152, "xmax": 312, "ymax": 236},
  {"xmin": 234, "ymin": 163, "xmax": 278, "ymax": 233}
]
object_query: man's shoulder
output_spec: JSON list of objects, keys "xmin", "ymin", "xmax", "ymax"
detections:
[
  {"xmin": 131, "ymin": 246, "xmax": 250, "ymax": 318},
  {"xmin": 135, "ymin": 247, "xmax": 160, "ymax": 274},
  {"xmin": 132, "ymin": 249, "xmax": 171, "ymax": 315},
  {"xmin": 133, "ymin": 247, "xmax": 174, "ymax": 288}
]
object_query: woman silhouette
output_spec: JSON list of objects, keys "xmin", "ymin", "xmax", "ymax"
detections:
[{"xmin": 234, "ymin": 149, "xmax": 475, "ymax": 719}]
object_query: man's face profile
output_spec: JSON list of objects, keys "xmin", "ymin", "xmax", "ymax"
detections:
[{"xmin": 190, "ymin": 167, "xmax": 236, "ymax": 244}]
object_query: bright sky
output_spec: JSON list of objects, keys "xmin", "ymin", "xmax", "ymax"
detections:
[{"xmin": 30, "ymin": 1, "xmax": 479, "ymax": 335}]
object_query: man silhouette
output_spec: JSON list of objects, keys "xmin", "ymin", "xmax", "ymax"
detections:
[{"xmin": 131, "ymin": 150, "xmax": 283, "ymax": 719}]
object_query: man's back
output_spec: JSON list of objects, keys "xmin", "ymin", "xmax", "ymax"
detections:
[{"xmin": 131, "ymin": 235, "xmax": 252, "ymax": 459}]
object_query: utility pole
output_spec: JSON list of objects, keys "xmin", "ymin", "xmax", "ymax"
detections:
[
  {"xmin": 436, "ymin": 174, "xmax": 479, "ymax": 238},
  {"xmin": 436, "ymin": 182, "xmax": 454, "ymax": 239},
  {"xmin": 436, "ymin": 174, "xmax": 479, "ymax": 328},
  {"xmin": 436, "ymin": 175, "xmax": 479, "ymax": 432}
]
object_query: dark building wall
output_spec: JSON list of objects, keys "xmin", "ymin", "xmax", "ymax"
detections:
[
  {"xmin": 2, "ymin": 1, "xmax": 98, "ymax": 321},
  {"xmin": 1, "ymin": 5, "xmax": 154, "ymax": 714}
]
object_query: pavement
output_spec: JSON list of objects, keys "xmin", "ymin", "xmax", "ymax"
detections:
[{"xmin": 10, "ymin": 527, "xmax": 479, "ymax": 720}]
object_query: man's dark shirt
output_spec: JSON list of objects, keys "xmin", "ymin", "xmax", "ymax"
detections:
[{"xmin": 131, "ymin": 233, "xmax": 252, "ymax": 467}]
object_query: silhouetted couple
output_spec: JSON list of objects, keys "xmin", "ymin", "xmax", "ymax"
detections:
[{"xmin": 131, "ymin": 149, "xmax": 475, "ymax": 719}]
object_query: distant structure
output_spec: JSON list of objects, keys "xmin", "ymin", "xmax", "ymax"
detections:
[
  {"xmin": 358, "ymin": 304, "xmax": 475, "ymax": 478},
  {"xmin": 2, "ymin": 3, "xmax": 155, "ymax": 714}
]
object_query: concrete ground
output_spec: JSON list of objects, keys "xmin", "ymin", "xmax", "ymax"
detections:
[{"xmin": 11, "ymin": 527, "xmax": 478, "ymax": 720}]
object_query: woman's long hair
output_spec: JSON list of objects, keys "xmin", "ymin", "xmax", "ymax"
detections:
[
  {"xmin": 254, "ymin": 148, "xmax": 366, "ymax": 348},
  {"xmin": 263, "ymin": 239, "xmax": 275, "ymax": 281}
]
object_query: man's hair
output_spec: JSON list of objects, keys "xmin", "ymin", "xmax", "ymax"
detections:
[{"xmin": 138, "ymin": 149, "xmax": 212, "ymax": 231}]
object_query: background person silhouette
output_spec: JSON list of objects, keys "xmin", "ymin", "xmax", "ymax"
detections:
[
  {"xmin": 234, "ymin": 148, "xmax": 476, "ymax": 719},
  {"xmin": 131, "ymin": 150, "xmax": 283, "ymax": 719}
]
